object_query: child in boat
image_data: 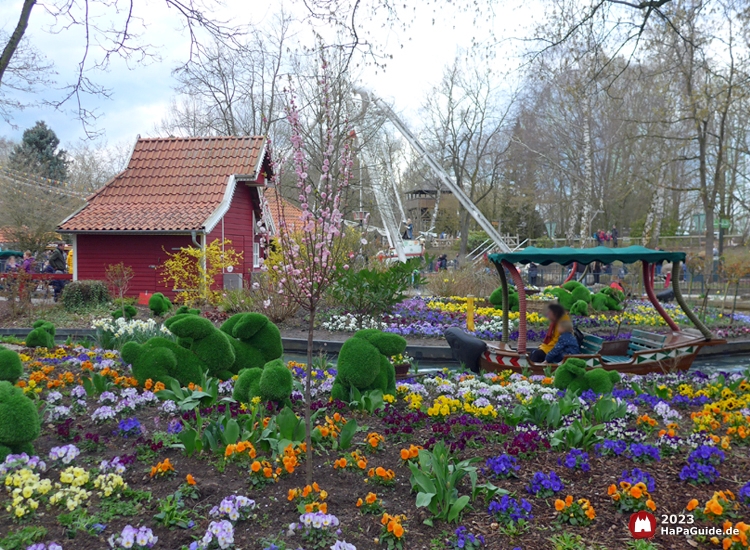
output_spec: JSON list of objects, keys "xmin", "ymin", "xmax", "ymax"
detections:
[
  {"xmin": 544, "ymin": 319, "xmax": 580, "ymax": 364},
  {"xmin": 529, "ymin": 304, "xmax": 569, "ymax": 362}
]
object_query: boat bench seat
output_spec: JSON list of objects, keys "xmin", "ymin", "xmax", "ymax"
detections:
[
  {"xmin": 602, "ymin": 329, "xmax": 667, "ymax": 364},
  {"xmin": 580, "ymin": 333, "xmax": 604, "ymax": 355}
]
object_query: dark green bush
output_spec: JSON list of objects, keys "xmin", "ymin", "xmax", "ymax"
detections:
[
  {"xmin": 0, "ymin": 381, "xmax": 41, "ymax": 461},
  {"xmin": 0, "ymin": 346, "xmax": 23, "ymax": 384},
  {"xmin": 329, "ymin": 260, "xmax": 422, "ymax": 329},
  {"xmin": 60, "ymin": 280, "xmax": 111, "ymax": 312}
]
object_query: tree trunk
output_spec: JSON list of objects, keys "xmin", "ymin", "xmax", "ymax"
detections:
[
  {"xmin": 0, "ymin": 0, "xmax": 36, "ymax": 87},
  {"xmin": 580, "ymin": 113, "xmax": 594, "ymax": 246},
  {"xmin": 305, "ymin": 307, "xmax": 315, "ymax": 485},
  {"xmin": 459, "ymin": 210, "xmax": 470, "ymax": 256},
  {"xmin": 704, "ymin": 207, "xmax": 715, "ymax": 294}
]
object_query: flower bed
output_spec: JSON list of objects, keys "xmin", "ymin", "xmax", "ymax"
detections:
[
  {"xmin": 321, "ymin": 296, "xmax": 750, "ymax": 340},
  {"xmin": 1, "ymin": 346, "xmax": 749, "ymax": 549}
]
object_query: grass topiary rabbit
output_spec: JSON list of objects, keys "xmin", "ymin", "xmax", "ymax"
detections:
[
  {"xmin": 0, "ymin": 346, "xmax": 23, "ymax": 384},
  {"xmin": 232, "ymin": 359, "xmax": 293, "ymax": 407},
  {"xmin": 0, "ymin": 381, "xmax": 41, "ymax": 461},
  {"xmin": 553, "ymin": 357, "xmax": 621, "ymax": 395},
  {"xmin": 25, "ymin": 320, "xmax": 55, "ymax": 348},
  {"xmin": 489, "ymin": 286, "xmax": 519, "ymax": 312},
  {"xmin": 112, "ymin": 305, "xmax": 137, "ymax": 320},
  {"xmin": 331, "ymin": 329, "xmax": 406, "ymax": 402},
  {"xmin": 219, "ymin": 313, "xmax": 283, "ymax": 373},
  {"xmin": 122, "ymin": 314, "xmax": 236, "ymax": 385},
  {"xmin": 148, "ymin": 292, "xmax": 172, "ymax": 316}
]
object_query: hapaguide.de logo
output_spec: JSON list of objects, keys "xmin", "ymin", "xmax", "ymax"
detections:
[
  {"xmin": 629, "ymin": 512, "xmax": 657, "ymax": 539},
  {"xmin": 628, "ymin": 511, "xmax": 742, "ymax": 539}
]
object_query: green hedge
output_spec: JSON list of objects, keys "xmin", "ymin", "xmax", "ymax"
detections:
[{"xmin": 60, "ymin": 280, "xmax": 111, "ymax": 311}]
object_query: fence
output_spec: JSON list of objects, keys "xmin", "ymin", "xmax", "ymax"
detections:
[{"xmin": 528, "ymin": 235, "xmax": 745, "ymax": 250}]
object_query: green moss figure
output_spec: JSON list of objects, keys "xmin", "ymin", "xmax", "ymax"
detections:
[
  {"xmin": 548, "ymin": 287, "xmax": 574, "ymax": 310},
  {"xmin": 553, "ymin": 357, "xmax": 620, "ymax": 395},
  {"xmin": 258, "ymin": 360, "xmax": 293, "ymax": 404},
  {"xmin": 232, "ymin": 368, "xmax": 262, "ymax": 403},
  {"xmin": 561, "ymin": 281, "xmax": 592, "ymax": 304},
  {"xmin": 25, "ymin": 320, "xmax": 55, "ymax": 348},
  {"xmin": 164, "ymin": 315, "xmax": 236, "ymax": 380},
  {"xmin": 148, "ymin": 293, "xmax": 173, "ymax": 316},
  {"xmin": 112, "ymin": 305, "xmax": 137, "ymax": 320},
  {"xmin": 591, "ymin": 290, "xmax": 623, "ymax": 312},
  {"xmin": 233, "ymin": 359, "xmax": 293, "ymax": 407},
  {"xmin": 219, "ymin": 313, "xmax": 283, "ymax": 373},
  {"xmin": 601, "ymin": 287, "xmax": 625, "ymax": 303},
  {"xmin": 586, "ymin": 368, "xmax": 621, "ymax": 394},
  {"xmin": 0, "ymin": 346, "xmax": 23, "ymax": 384},
  {"xmin": 489, "ymin": 286, "xmax": 519, "ymax": 312},
  {"xmin": 175, "ymin": 305, "xmax": 201, "ymax": 316},
  {"xmin": 122, "ymin": 314, "xmax": 235, "ymax": 384},
  {"xmin": 121, "ymin": 338, "xmax": 204, "ymax": 387},
  {"xmin": 332, "ymin": 329, "xmax": 405, "ymax": 399},
  {"xmin": 569, "ymin": 300, "xmax": 590, "ymax": 316},
  {"xmin": 0, "ymin": 381, "xmax": 41, "ymax": 461}
]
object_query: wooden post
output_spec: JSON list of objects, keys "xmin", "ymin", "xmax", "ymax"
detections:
[{"xmin": 466, "ymin": 295, "xmax": 475, "ymax": 332}]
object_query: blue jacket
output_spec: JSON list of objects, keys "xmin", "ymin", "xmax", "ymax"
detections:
[{"xmin": 545, "ymin": 332, "xmax": 580, "ymax": 364}]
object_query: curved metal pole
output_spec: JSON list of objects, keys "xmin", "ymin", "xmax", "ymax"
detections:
[
  {"xmin": 642, "ymin": 261, "xmax": 680, "ymax": 332},
  {"xmin": 563, "ymin": 262, "xmax": 577, "ymax": 284},
  {"xmin": 577, "ymin": 264, "xmax": 590, "ymax": 283},
  {"xmin": 672, "ymin": 260, "xmax": 714, "ymax": 340},
  {"xmin": 498, "ymin": 266, "xmax": 510, "ymax": 343},
  {"xmin": 502, "ymin": 260, "xmax": 528, "ymax": 354}
]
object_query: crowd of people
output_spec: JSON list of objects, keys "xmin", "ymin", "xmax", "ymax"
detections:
[
  {"xmin": 2, "ymin": 243, "xmax": 71, "ymax": 300},
  {"xmin": 593, "ymin": 225, "xmax": 618, "ymax": 246}
]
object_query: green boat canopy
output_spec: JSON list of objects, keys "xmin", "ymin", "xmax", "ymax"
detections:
[
  {"xmin": 0, "ymin": 250, "xmax": 23, "ymax": 259},
  {"xmin": 488, "ymin": 245, "xmax": 686, "ymax": 267}
]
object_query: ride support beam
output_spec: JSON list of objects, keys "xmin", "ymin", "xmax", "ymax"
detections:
[
  {"xmin": 502, "ymin": 260, "xmax": 528, "ymax": 354},
  {"xmin": 498, "ymin": 266, "xmax": 510, "ymax": 343},
  {"xmin": 672, "ymin": 260, "xmax": 714, "ymax": 340},
  {"xmin": 642, "ymin": 261, "xmax": 680, "ymax": 332},
  {"xmin": 563, "ymin": 262, "xmax": 577, "ymax": 284}
]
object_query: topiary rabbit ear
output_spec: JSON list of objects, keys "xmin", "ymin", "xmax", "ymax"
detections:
[
  {"xmin": 165, "ymin": 315, "xmax": 215, "ymax": 340},
  {"xmin": 354, "ymin": 329, "xmax": 407, "ymax": 357},
  {"xmin": 231, "ymin": 313, "xmax": 269, "ymax": 340}
]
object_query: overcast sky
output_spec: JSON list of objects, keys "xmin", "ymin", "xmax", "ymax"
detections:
[{"xmin": 0, "ymin": 0, "xmax": 538, "ymax": 149}]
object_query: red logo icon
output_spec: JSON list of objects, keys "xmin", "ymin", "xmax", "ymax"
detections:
[{"xmin": 628, "ymin": 511, "xmax": 656, "ymax": 539}]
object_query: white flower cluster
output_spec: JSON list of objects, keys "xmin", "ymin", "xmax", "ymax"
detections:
[
  {"xmin": 92, "ymin": 317, "xmax": 170, "ymax": 337},
  {"xmin": 48, "ymin": 445, "xmax": 80, "ymax": 465},
  {"xmin": 320, "ymin": 313, "xmax": 387, "ymax": 332}
]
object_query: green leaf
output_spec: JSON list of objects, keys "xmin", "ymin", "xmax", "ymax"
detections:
[
  {"xmin": 276, "ymin": 407, "xmax": 300, "ymax": 441},
  {"xmin": 447, "ymin": 495, "xmax": 470, "ymax": 522},
  {"xmin": 415, "ymin": 492, "xmax": 435, "ymax": 508},
  {"xmin": 223, "ymin": 419, "xmax": 240, "ymax": 445},
  {"xmin": 408, "ymin": 466, "xmax": 437, "ymax": 495},
  {"xmin": 338, "ymin": 418, "xmax": 358, "ymax": 450}
]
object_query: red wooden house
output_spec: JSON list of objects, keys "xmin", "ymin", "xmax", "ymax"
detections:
[{"xmin": 58, "ymin": 136, "xmax": 278, "ymax": 297}]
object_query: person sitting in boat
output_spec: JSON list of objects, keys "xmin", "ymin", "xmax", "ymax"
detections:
[
  {"xmin": 543, "ymin": 319, "xmax": 580, "ymax": 364},
  {"xmin": 529, "ymin": 304, "xmax": 569, "ymax": 362}
]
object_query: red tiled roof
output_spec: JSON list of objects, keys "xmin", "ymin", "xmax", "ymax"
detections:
[
  {"xmin": 264, "ymin": 191, "xmax": 303, "ymax": 232},
  {"xmin": 59, "ymin": 136, "xmax": 267, "ymax": 232}
]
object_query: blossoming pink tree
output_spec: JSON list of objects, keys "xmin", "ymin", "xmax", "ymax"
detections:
[{"xmin": 270, "ymin": 64, "xmax": 355, "ymax": 483}]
